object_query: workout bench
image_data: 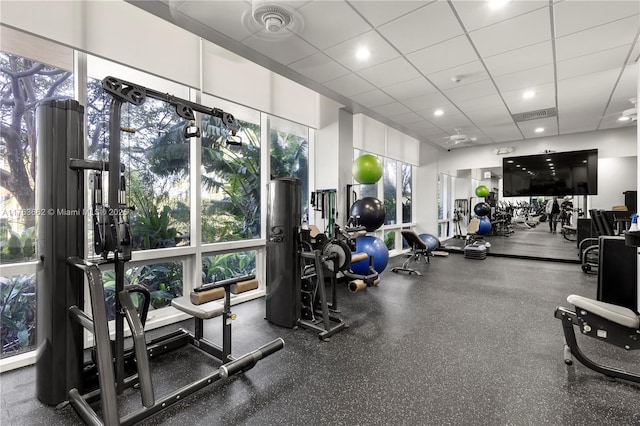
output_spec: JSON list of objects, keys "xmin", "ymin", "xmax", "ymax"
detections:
[
  {"xmin": 171, "ymin": 275, "xmax": 258, "ymax": 363},
  {"xmin": 392, "ymin": 230, "xmax": 431, "ymax": 275},
  {"xmin": 555, "ymin": 294, "xmax": 640, "ymax": 383}
]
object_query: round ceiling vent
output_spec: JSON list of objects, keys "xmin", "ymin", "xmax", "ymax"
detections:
[{"xmin": 252, "ymin": 3, "xmax": 293, "ymax": 33}]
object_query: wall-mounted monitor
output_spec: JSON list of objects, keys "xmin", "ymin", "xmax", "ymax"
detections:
[{"xmin": 502, "ymin": 149, "xmax": 598, "ymax": 197}]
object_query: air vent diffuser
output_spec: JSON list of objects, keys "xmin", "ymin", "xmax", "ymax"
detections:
[
  {"xmin": 252, "ymin": 2, "xmax": 293, "ymax": 33},
  {"xmin": 512, "ymin": 107, "xmax": 557, "ymax": 122}
]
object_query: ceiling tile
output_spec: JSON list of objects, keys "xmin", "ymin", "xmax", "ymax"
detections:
[
  {"xmin": 323, "ymin": 30, "xmax": 399, "ymax": 72},
  {"xmin": 493, "ymin": 64, "xmax": 555, "ymax": 93},
  {"xmin": 288, "ymin": 52, "xmax": 350, "ymax": 83},
  {"xmin": 349, "ymin": 1, "xmax": 431, "ymax": 27},
  {"xmin": 452, "ymin": 0, "xmax": 548, "ymax": 32},
  {"xmin": 407, "ymin": 35, "xmax": 478, "ymax": 76},
  {"xmin": 604, "ymin": 63, "xmax": 638, "ymax": 117},
  {"xmin": 443, "ymin": 79, "xmax": 498, "ymax": 103},
  {"xmin": 358, "ymin": 57, "xmax": 422, "ymax": 87},
  {"xmin": 481, "ymin": 123, "xmax": 524, "ymax": 143},
  {"xmin": 377, "ymin": 1, "xmax": 463, "ymax": 54},
  {"xmin": 516, "ymin": 116, "xmax": 559, "ymax": 138},
  {"xmin": 483, "ymin": 41, "xmax": 553, "ymax": 77},
  {"xmin": 296, "ymin": 1, "xmax": 372, "ymax": 50},
  {"xmin": 391, "ymin": 111, "xmax": 426, "ymax": 125},
  {"xmin": 464, "ymin": 103, "xmax": 514, "ymax": 125},
  {"xmin": 599, "ymin": 117, "xmax": 637, "ymax": 132},
  {"xmin": 555, "ymin": 16, "xmax": 640, "ymax": 61},
  {"xmin": 176, "ymin": 0, "xmax": 254, "ymax": 41},
  {"xmin": 554, "ymin": 0, "xmax": 640, "ymax": 38},
  {"xmin": 371, "ymin": 102, "xmax": 412, "ymax": 117},
  {"xmin": 502, "ymin": 82, "xmax": 556, "ymax": 114},
  {"xmin": 557, "ymin": 70, "xmax": 620, "ymax": 133},
  {"xmin": 242, "ymin": 33, "xmax": 318, "ymax": 65},
  {"xmin": 469, "ymin": 8, "xmax": 551, "ymax": 58},
  {"xmin": 427, "ymin": 61, "xmax": 490, "ymax": 91},
  {"xmin": 350, "ymin": 89, "xmax": 397, "ymax": 108},
  {"xmin": 404, "ymin": 92, "xmax": 453, "ymax": 113},
  {"xmin": 457, "ymin": 93, "xmax": 506, "ymax": 113},
  {"xmin": 423, "ymin": 113, "xmax": 475, "ymax": 137},
  {"xmin": 414, "ymin": 122, "xmax": 448, "ymax": 138},
  {"xmin": 557, "ymin": 46, "xmax": 630, "ymax": 81},
  {"xmin": 381, "ymin": 77, "xmax": 437, "ymax": 101},
  {"xmin": 558, "ymin": 104, "xmax": 602, "ymax": 134},
  {"xmin": 323, "ymin": 73, "xmax": 376, "ymax": 97},
  {"xmin": 629, "ymin": 42, "xmax": 640, "ymax": 65}
]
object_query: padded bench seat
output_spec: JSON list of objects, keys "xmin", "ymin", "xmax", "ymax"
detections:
[
  {"xmin": 171, "ymin": 296, "xmax": 224, "ymax": 320},
  {"xmin": 567, "ymin": 294, "xmax": 640, "ymax": 329}
]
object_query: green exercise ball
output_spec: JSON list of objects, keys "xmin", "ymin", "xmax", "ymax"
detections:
[
  {"xmin": 475, "ymin": 185, "xmax": 490, "ymax": 198},
  {"xmin": 352, "ymin": 154, "xmax": 383, "ymax": 184}
]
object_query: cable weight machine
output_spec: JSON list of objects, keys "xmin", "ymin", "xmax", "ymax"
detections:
[{"xmin": 36, "ymin": 76, "xmax": 284, "ymax": 425}]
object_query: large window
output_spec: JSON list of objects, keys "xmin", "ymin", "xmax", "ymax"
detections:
[
  {"xmin": 201, "ymin": 95, "xmax": 261, "ymax": 244},
  {"xmin": 383, "ymin": 158, "xmax": 397, "ymax": 225},
  {"xmin": 0, "ymin": 53, "xmax": 74, "ymax": 264},
  {"xmin": 402, "ymin": 163, "xmax": 412, "ymax": 224},
  {"xmin": 351, "ymin": 149, "xmax": 414, "ymax": 253},
  {"xmin": 202, "ymin": 250, "xmax": 256, "ymax": 284},
  {"xmin": 101, "ymin": 262, "xmax": 184, "ymax": 320},
  {"xmin": 86, "ymin": 72, "xmax": 191, "ymax": 252},
  {"xmin": 353, "ymin": 150, "xmax": 379, "ymax": 199},
  {"xmin": 269, "ymin": 116, "xmax": 309, "ymax": 220},
  {"xmin": 0, "ymin": 35, "xmax": 314, "ymax": 368},
  {"xmin": 0, "ymin": 51, "xmax": 74, "ymax": 359}
]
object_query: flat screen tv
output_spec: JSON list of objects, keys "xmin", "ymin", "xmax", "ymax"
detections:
[{"xmin": 502, "ymin": 149, "xmax": 598, "ymax": 197}]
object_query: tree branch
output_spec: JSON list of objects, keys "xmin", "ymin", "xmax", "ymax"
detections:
[{"xmin": 0, "ymin": 62, "xmax": 46, "ymax": 79}]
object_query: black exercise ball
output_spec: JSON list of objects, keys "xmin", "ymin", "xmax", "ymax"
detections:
[
  {"xmin": 474, "ymin": 202, "xmax": 491, "ymax": 217},
  {"xmin": 350, "ymin": 197, "xmax": 386, "ymax": 232}
]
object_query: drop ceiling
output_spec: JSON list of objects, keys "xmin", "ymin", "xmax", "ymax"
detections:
[{"xmin": 129, "ymin": 0, "xmax": 639, "ymax": 150}]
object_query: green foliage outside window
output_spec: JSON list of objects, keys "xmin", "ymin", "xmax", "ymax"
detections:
[{"xmin": 0, "ymin": 274, "xmax": 36, "ymax": 358}]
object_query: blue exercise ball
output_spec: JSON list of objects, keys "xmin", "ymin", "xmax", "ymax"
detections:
[
  {"xmin": 419, "ymin": 233, "xmax": 439, "ymax": 251},
  {"xmin": 477, "ymin": 217, "xmax": 492, "ymax": 235},
  {"xmin": 474, "ymin": 202, "xmax": 491, "ymax": 217},
  {"xmin": 350, "ymin": 197, "xmax": 386, "ymax": 232},
  {"xmin": 351, "ymin": 236, "xmax": 389, "ymax": 275}
]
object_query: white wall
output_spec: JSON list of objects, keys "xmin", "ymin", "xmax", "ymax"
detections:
[
  {"xmin": 352, "ymin": 113, "xmax": 420, "ymax": 165},
  {"xmin": 438, "ymin": 127, "xmax": 637, "ymax": 173},
  {"xmin": 591, "ymin": 156, "xmax": 637, "ymax": 210}
]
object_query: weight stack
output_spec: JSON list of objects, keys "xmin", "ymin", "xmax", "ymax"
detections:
[
  {"xmin": 265, "ymin": 178, "xmax": 301, "ymax": 328},
  {"xmin": 35, "ymin": 100, "xmax": 85, "ymax": 405}
]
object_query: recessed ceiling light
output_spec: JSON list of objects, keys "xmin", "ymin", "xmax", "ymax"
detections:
[
  {"xmin": 545, "ymin": 158, "xmax": 551, "ymax": 161},
  {"xmin": 522, "ymin": 167, "xmax": 527, "ymax": 171},
  {"xmin": 583, "ymin": 160, "xmax": 587, "ymax": 163},
  {"xmin": 618, "ymin": 115, "xmax": 631, "ymax": 122},
  {"xmin": 534, "ymin": 127, "xmax": 544, "ymax": 133},
  {"xmin": 489, "ymin": 0, "xmax": 510, "ymax": 9},
  {"xmin": 434, "ymin": 109, "xmax": 444, "ymax": 116},
  {"xmin": 522, "ymin": 90, "xmax": 536, "ymax": 99},
  {"xmin": 516, "ymin": 164, "xmax": 520, "ymax": 167},
  {"xmin": 507, "ymin": 160, "xmax": 514, "ymax": 163},
  {"xmin": 356, "ymin": 47, "xmax": 371, "ymax": 60}
]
